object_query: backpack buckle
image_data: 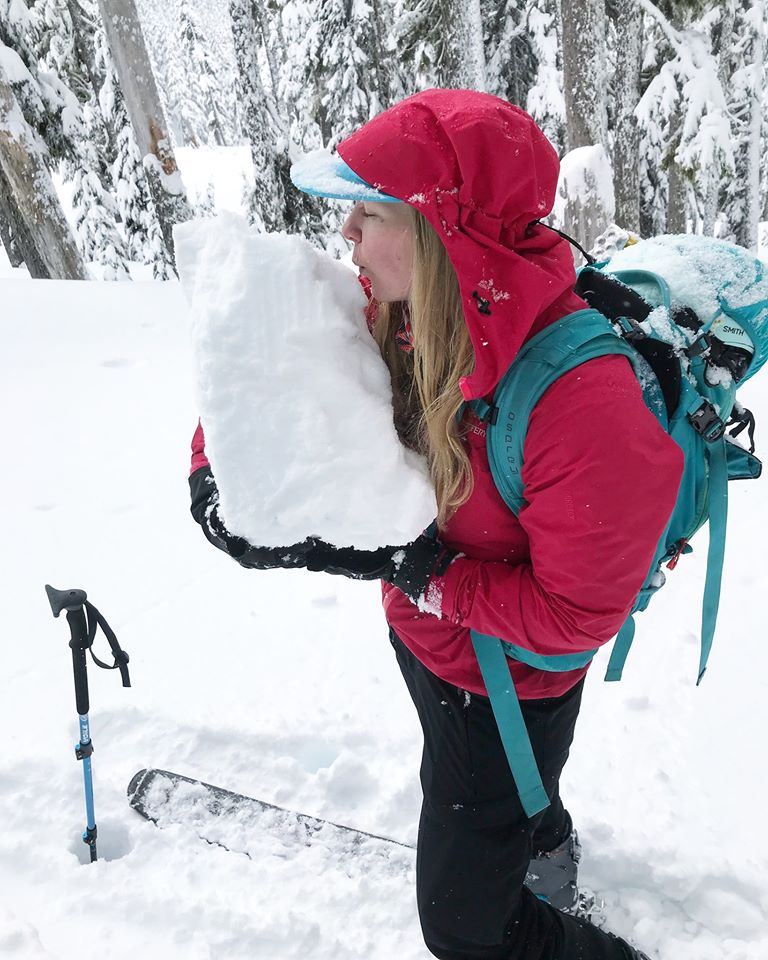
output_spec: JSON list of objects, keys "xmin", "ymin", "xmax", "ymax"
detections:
[
  {"xmin": 688, "ymin": 399, "xmax": 726, "ymax": 442},
  {"xmin": 685, "ymin": 332, "xmax": 712, "ymax": 359},
  {"xmin": 614, "ymin": 315, "xmax": 646, "ymax": 342}
]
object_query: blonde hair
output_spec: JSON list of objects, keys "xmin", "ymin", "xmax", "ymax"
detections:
[{"xmin": 372, "ymin": 209, "xmax": 474, "ymax": 526}]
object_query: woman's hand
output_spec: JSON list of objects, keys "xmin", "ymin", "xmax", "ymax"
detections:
[{"xmin": 306, "ymin": 535, "xmax": 457, "ymax": 605}]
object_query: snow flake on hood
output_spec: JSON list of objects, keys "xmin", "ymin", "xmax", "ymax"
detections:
[{"xmin": 337, "ymin": 88, "xmax": 577, "ymax": 400}]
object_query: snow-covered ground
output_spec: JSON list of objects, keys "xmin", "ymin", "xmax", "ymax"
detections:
[{"xmin": 2, "ymin": 260, "xmax": 768, "ymax": 957}]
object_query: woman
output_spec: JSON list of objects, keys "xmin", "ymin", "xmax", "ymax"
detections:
[{"xmin": 189, "ymin": 89, "xmax": 682, "ymax": 960}]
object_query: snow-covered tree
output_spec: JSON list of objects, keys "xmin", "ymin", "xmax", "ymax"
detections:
[
  {"xmin": 393, "ymin": 0, "xmax": 464, "ymax": 93},
  {"xmin": 609, "ymin": 0, "xmax": 644, "ymax": 232},
  {"xmin": 0, "ymin": 66, "xmax": 88, "ymax": 277},
  {"xmin": 483, "ymin": 0, "xmax": 534, "ymax": 106},
  {"xmin": 229, "ymin": 0, "xmax": 286, "ymax": 230},
  {"xmin": 525, "ymin": 0, "xmax": 566, "ymax": 153},
  {"xmin": 557, "ymin": 0, "xmax": 611, "ymax": 247},
  {"xmin": 97, "ymin": 0, "xmax": 193, "ymax": 269},
  {"xmin": 95, "ymin": 25, "xmax": 174, "ymax": 278},
  {"xmin": 179, "ymin": 1, "xmax": 226, "ymax": 145},
  {"xmin": 719, "ymin": 0, "xmax": 764, "ymax": 250},
  {"xmin": 0, "ymin": 0, "xmax": 90, "ymax": 275},
  {"xmin": 635, "ymin": 0, "xmax": 732, "ymax": 235},
  {"xmin": 561, "ymin": 0, "xmax": 608, "ymax": 150},
  {"xmin": 36, "ymin": 0, "xmax": 132, "ymax": 278},
  {"xmin": 304, "ymin": 0, "xmax": 384, "ymax": 145}
]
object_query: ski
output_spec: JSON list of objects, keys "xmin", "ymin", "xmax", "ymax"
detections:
[{"xmin": 127, "ymin": 768, "xmax": 415, "ymax": 862}]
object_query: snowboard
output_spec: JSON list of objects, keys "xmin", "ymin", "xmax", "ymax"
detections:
[{"xmin": 127, "ymin": 768, "xmax": 415, "ymax": 863}]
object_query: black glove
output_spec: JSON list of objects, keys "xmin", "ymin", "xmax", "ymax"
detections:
[
  {"xmin": 189, "ymin": 465, "xmax": 315, "ymax": 570},
  {"xmin": 306, "ymin": 534, "xmax": 457, "ymax": 605},
  {"xmin": 190, "ymin": 465, "xmax": 457, "ymax": 599}
]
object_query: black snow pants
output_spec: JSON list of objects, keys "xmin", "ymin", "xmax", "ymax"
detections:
[{"xmin": 392, "ymin": 631, "xmax": 639, "ymax": 960}]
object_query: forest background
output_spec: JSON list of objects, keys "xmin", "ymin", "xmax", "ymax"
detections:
[{"xmin": 0, "ymin": 0, "xmax": 765, "ymax": 281}]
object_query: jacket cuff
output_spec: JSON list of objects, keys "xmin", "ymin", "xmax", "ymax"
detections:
[
  {"xmin": 189, "ymin": 465, "xmax": 216, "ymax": 525},
  {"xmin": 438, "ymin": 556, "xmax": 480, "ymax": 624}
]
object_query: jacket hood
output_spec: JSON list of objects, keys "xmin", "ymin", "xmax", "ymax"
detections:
[{"xmin": 337, "ymin": 88, "xmax": 576, "ymax": 401}]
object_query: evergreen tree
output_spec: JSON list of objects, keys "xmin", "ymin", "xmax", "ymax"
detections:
[
  {"xmin": 635, "ymin": 0, "xmax": 732, "ymax": 235},
  {"xmin": 719, "ymin": 0, "xmax": 764, "ymax": 250},
  {"xmin": 0, "ymin": 0, "xmax": 77, "ymax": 164},
  {"xmin": 525, "ymin": 0, "xmax": 566, "ymax": 153},
  {"xmin": 94, "ymin": 19, "xmax": 174, "ymax": 277},
  {"xmin": 36, "ymin": 0, "xmax": 132, "ymax": 278},
  {"xmin": 229, "ymin": 0, "xmax": 286, "ymax": 230},
  {"xmin": 177, "ymin": 0, "xmax": 227, "ymax": 146},
  {"xmin": 394, "ymin": 0, "xmax": 463, "ymax": 93},
  {"xmin": 483, "ymin": 0, "xmax": 535, "ymax": 108},
  {"xmin": 304, "ymin": 0, "xmax": 378, "ymax": 146},
  {"xmin": 164, "ymin": 27, "xmax": 199, "ymax": 146},
  {"xmin": 230, "ymin": 0, "xmax": 330, "ymax": 242},
  {"xmin": 0, "ymin": 62, "xmax": 88, "ymax": 277},
  {"xmin": 0, "ymin": 0, "xmax": 92, "ymax": 274}
]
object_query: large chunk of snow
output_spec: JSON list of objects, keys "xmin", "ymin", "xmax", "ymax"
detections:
[{"xmin": 174, "ymin": 213, "xmax": 436, "ymax": 549}]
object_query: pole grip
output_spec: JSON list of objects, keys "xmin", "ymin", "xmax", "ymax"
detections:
[
  {"xmin": 67, "ymin": 608, "xmax": 90, "ymax": 717},
  {"xmin": 45, "ymin": 585, "xmax": 87, "ymax": 618}
]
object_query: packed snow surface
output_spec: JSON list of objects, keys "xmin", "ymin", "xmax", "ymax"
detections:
[
  {"xmin": 607, "ymin": 235, "xmax": 768, "ymax": 375},
  {"xmin": 174, "ymin": 213, "xmax": 436, "ymax": 549},
  {"xmin": 2, "ymin": 274, "xmax": 768, "ymax": 960},
  {"xmin": 553, "ymin": 144, "xmax": 616, "ymax": 226}
]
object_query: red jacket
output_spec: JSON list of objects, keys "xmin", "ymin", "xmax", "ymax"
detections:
[{"xmin": 339, "ymin": 90, "xmax": 684, "ymax": 698}]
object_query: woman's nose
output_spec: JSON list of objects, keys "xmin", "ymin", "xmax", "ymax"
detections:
[{"xmin": 341, "ymin": 207, "xmax": 362, "ymax": 244}]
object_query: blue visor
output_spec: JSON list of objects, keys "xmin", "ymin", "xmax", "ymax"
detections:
[{"xmin": 290, "ymin": 151, "xmax": 401, "ymax": 203}]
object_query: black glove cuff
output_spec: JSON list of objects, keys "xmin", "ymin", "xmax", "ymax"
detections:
[{"xmin": 386, "ymin": 535, "xmax": 456, "ymax": 604}]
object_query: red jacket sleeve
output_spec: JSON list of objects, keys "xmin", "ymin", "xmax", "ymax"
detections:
[
  {"xmin": 190, "ymin": 419, "xmax": 210, "ymax": 476},
  {"xmin": 438, "ymin": 355, "xmax": 684, "ymax": 656}
]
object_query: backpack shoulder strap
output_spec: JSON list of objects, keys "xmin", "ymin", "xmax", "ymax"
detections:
[{"xmin": 471, "ymin": 308, "xmax": 656, "ymax": 515}]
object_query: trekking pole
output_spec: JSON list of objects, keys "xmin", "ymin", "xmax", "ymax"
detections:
[{"xmin": 45, "ymin": 585, "xmax": 131, "ymax": 863}]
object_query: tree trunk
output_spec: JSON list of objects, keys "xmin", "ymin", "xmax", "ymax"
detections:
[
  {"xmin": 456, "ymin": 0, "xmax": 487, "ymax": 91},
  {"xmin": 0, "ymin": 167, "xmax": 28, "ymax": 269},
  {"xmin": 67, "ymin": 0, "xmax": 105, "ymax": 94},
  {"xmin": 230, "ymin": 0, "xmax": 285, "ymax": 232},
  {"xmin": 368, "ymin": 0, "xmax": 392, "ymax": 110},
  {"xmin": 252, "ymin": 0, "xmax": 281, "ymax": 108},
  {"xmin": 561, "ymin": 0, "xmax": 607, "ymax": 149},
  {"xmin": 740, "ymin": 0, "xmax": 764, "ymax": 251},
  {"xmin": 0, "ymin": 75, "xmax": 88, "ymax": 279},
  {"xmin": 703, "ymin": 0, "xmax": 736, "ymax": 235},
  {"xmin": 611, "ymin": 0, "xmax": 642, "ymax": 233},
  {"xmin": 665, "ymin": 119, "xmax": 687, "ymax": 234},
  {"xmin": 96, "ymin": 0, "xmax": 192, "ymax": 265}
]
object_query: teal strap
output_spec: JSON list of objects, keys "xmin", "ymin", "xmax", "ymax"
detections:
[
  {"xmin": 605, "ymin": 615, "xmax": 636, "ymax": 682},
  {"xmin": 470, "ymin": 630, "xmax": 550, "ymax": 818},
  {"xmin": 499, "ymin": 641, "xmax": 597, "ymax": 673},
  {"xmin": 698, "ymin": 439, "xmax": 728, "ymax": 684}
]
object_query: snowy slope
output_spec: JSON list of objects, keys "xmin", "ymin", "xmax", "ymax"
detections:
[{"xmin": 1, "ymin": 276, "xmax": 767, "ymax": 960}]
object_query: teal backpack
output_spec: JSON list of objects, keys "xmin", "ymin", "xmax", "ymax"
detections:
[{"xmin": 465, "ymin": 235, "xmax": 767, "ymax": 818}]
